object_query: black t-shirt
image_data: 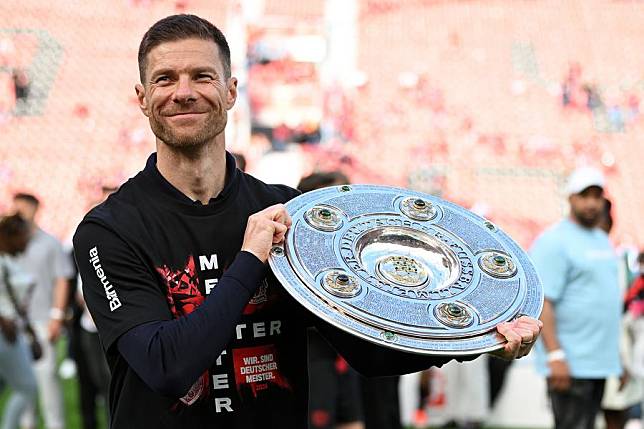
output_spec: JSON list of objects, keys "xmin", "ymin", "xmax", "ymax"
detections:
[{"xmin": 73, "ymin": 152, "xmax": 307, "ymax": 428}]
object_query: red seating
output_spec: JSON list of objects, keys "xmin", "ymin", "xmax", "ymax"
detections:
[{"xmin": 1, "ymin": 0, "xmax": 643, "ymax": 249}]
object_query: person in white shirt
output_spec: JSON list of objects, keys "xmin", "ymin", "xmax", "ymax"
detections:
[
  {"xmin": 11, "ymin": 194, "xmax": 73, "ymax": 429},
  {"xmin": 0, "ymin": 214, "xmax": 38, "ymax": 429}
]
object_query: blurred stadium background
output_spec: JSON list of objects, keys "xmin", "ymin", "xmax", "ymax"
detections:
[
  {"xmin": 1, "ymin": 0, "xmax": 643, "ymax": 427},
  {"xmin": 1, "ymin": 0, "xmax": 643, "ymax": 250}
]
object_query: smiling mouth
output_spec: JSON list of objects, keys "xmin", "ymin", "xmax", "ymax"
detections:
[{"xmin": 167, "ymin": 112, "xmax": 206, "ymax": 117}]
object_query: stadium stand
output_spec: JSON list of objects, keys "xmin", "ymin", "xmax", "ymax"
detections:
[{"xmin": 0, "ymin": 0, "xmax": 643, "ymax": 251}]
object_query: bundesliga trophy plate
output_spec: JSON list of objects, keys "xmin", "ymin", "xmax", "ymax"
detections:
[{"xmin": 268, "ymin": 185, "xmax": 544, "ymax": 356}]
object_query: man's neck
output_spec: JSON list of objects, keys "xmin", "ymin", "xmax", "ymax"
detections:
[{"xmin": 156, "ymin": 138, "xmax": 227, "ymax": 205}]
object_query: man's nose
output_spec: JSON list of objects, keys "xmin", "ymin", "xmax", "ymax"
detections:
[{"xmin": 172, "ymin": 76, "xmax": 196, "ymax": 103}]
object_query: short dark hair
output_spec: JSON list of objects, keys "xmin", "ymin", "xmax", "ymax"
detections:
[
  {"xmin": 297, "ymin": 172, "xmax": 349, "ymax": 193},
  {"xmin": 13, "ymin": 192, "xmax": 39, "ymax": 207},
  {"xmin": 138, "ymin": 14, "xmax": 231, "ymax": 83}
]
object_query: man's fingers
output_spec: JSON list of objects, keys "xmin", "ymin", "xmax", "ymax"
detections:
[
  {"xmin": 272, "ymin": 221, "xmax": 288, "ymax": 243},
  {"xmin": 264, "ymin": 204, "xmax": 292, "ymax": 227},
  {"xmin": 516, "ymin": 315, "xmax": 543, "ymax": 329},
  {"xmin": 497, "ymin": 321, "xmax": 521, "ymax": 341},
  {"xmin": 513, "ymin": 316, "xmax": 542, "ymax": 344},
  {"xmin": 497, "ymin": 322, "xmax": 522, "ymax": 357},
  {"xmin": 491, "ymin": 316, "xmax": 542, "ymax": 360},
  {"xmin": 241, "ymin": 204, "xmax": 293, "ymax": 262},
  {"xmin": 278, "ymin": 210, "xmax": 292, "ymax": 228},
  {"xmin": 516, "ymin": 315, "xmax": 543, "ymax": 330},
  {"xmin": 551, "ymin": 376, "xmax": 571, "ymax": 392}
]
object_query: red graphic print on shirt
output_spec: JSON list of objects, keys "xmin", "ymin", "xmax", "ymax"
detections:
[
  {"xmin": 157, "ymin": 255, "xmax": 205, "ymax": 317},
  {"xmin": 156, "ymin": 255, "xmax": 209, "ymax": 405},
  {"xmin": 232, "ymin": 345, "xmax": 292, "ymax": 398}
]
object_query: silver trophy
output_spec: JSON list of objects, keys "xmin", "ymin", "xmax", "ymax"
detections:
[{"xmin": 268, "ymin": 185, "xmax": 543, "ymax": 356}]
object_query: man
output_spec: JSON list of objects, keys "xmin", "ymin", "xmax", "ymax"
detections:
[
  {"xmin": 0, "ymin": 214, "xmax": 38, "ymax": 429},
  {"xmin": 12, "ymin": 193, "xmax": 73, "ymax": 429},
  {"xmin": 531, "ymin": 167, "xmax": 622, "ymax": 429},
  {"xmin": 73, "ymin": 14, "xmax": 541, "ymax": 429},
  {"xmin": 598, "ymin": 198, "xmax": 642, "ymax": 429}
]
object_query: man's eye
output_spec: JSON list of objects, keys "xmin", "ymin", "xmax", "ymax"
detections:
[
  {"xmin": 154, "ymin": 76, "xmax": 170, "ymax": 84},
  {"xmin": 196, "ymin": 74, "xmax": 213, "ymax": 81}
]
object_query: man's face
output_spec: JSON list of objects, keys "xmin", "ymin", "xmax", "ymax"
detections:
[
  {"xmin": 12, "ymin": 199, "xmax": 37, "ymax": 223},
  {"xmin": 135, "ymin": 38, "xmax": 237, "ymax": 148},
  {"xmin": 569, "ymin": 186, "xmax": 604, "ymax": 228}
]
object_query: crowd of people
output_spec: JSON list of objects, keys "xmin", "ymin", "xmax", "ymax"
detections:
[
  {"xmin": 0, "ymin": 10, "xmax": 642, "ymax": 429},
  {"xmin": 1, "ymin": 166, "xmax": 643, "ymax": 429},
  {"xmin": 561, "ymin": 63, "xmax": 641, "ymax": 133},
  {"xmin": 0, "ymin": 14, "xmax": 542, "ymax": 429}
]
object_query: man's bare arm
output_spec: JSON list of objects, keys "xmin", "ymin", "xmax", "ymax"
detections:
[
  {"xmin": 541, "ymin": 299, "xmax": 570, "ymax": 391},
  {"xmin": 48, "ymin": 276, "xmax": 70, "ymax": 342}
]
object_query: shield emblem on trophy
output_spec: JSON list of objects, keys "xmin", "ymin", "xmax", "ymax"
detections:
[{"xmin": 268, "ymin": 185, "xmax": 543, "ymax": 356}]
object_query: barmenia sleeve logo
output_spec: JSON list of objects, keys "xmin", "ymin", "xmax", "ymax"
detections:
[{"xmin": 89, "ymin": 246, "xmax": 123, "ymax": 312}]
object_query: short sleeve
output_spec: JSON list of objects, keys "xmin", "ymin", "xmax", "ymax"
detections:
[
  {"xmin": 73, "ymin": 221, "xmax": 172, "ymax": 350},
  {"xmin": 530, "ymin": 231, "xmax": 568, "ymax": 302},
  {"xmin": 52, "ymin": 237, "xmax": 74, "ymax": 280}
]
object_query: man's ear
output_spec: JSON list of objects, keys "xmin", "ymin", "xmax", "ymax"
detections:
[
  {"xmin": 135, "ymin": 83, "xmax": 150, "ymax": 117},
  {"xmin": 225, "ymin": 77, "xmax": 238, "ymax": 110}
]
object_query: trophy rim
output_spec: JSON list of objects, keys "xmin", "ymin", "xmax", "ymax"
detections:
[{"xmin": 269, "ymin": 184, "xmax": 544, "ymax": 356}]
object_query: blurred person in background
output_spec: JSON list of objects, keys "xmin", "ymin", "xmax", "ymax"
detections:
[
  {"xmin": 11, "ymin": 193, "xmax": 74, "ymax": 429},
  {"xmin": 297, "ymin": 171, "xmax": 366, "ymax": 429},
  {"xmin": 360, "ymin": 373, "xmax": 402, "ymax": 429},
  {"xmin": 71, "ymin": 185, "xmax": 119, "ymax": 429},
  {"xmin": 72, "ymin": 14, "xmax": 540, "ymax": 428},
  {"xmin": 599, "ymin": 199, "xmax": 642, "ymax": 429},
  {"xmin": 413, "ymin": 369, "xmax": 432, "ymax": 428},
  {"xmin": 66, "ymin": 259, "xmax": 101, "ymax": 429},
  {"xmin": 531, "ymin": 167, "xmax": 622, "ymax": 429},
  {"xmin": 625, "ymin": 252, "xmax": 644, "ymax": 427},
  {"xmin": 0, "ymin": 214, "xmax": 38, "ymax": 429},
  {"xmin": 438, "ymin": 357, "xmax": 490, "ymax": 429},
  {"xmin": 487, "ymin": 353, "xmax": 514, "ymax": 414}
]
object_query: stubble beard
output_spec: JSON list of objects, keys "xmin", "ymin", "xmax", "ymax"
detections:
[
  {"xmin": 572, "ymin": 208, "xmax": 600, "ymax": 228},
  {"xmin": 150, "ymin": 111, "xmax": 227, "ymax": 149}
]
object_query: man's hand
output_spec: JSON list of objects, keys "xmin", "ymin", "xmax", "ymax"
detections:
[
  {"xmin": 491, "ymin": 316, "xmax": 543, "ymax": 360},
  {"xmin": 241, "ymin": 204, "xmax": 292, "ymax": 263},
  {"xmin": 548, "ymin": 359, "xmax": 571, "ymax": 391},
  {"xmin": 0, "ymin": 317, "xmax": 18, "ymax": 344},
  {"xmin": 48, "ymin": 318, "xmax": 64, "ymax": 342}
]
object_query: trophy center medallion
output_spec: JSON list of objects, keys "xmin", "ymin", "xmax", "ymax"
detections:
[
  {"xmin": 376, "ymin": 255, "xmax": 429, "ymax": 288},
  {"xmin": 338, "ymin": 216, "xmax": 475, "ymax": 299}
]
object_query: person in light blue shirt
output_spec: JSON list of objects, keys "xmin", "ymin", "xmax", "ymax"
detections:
[{"xmin": 531, "ymin": 166, "xmax": 621, "ymax": 429}]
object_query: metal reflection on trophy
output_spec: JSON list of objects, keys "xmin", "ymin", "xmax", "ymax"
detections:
[{"xmin": 268, "ymin": 185, "xmax": 544, "ymax": 356}]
